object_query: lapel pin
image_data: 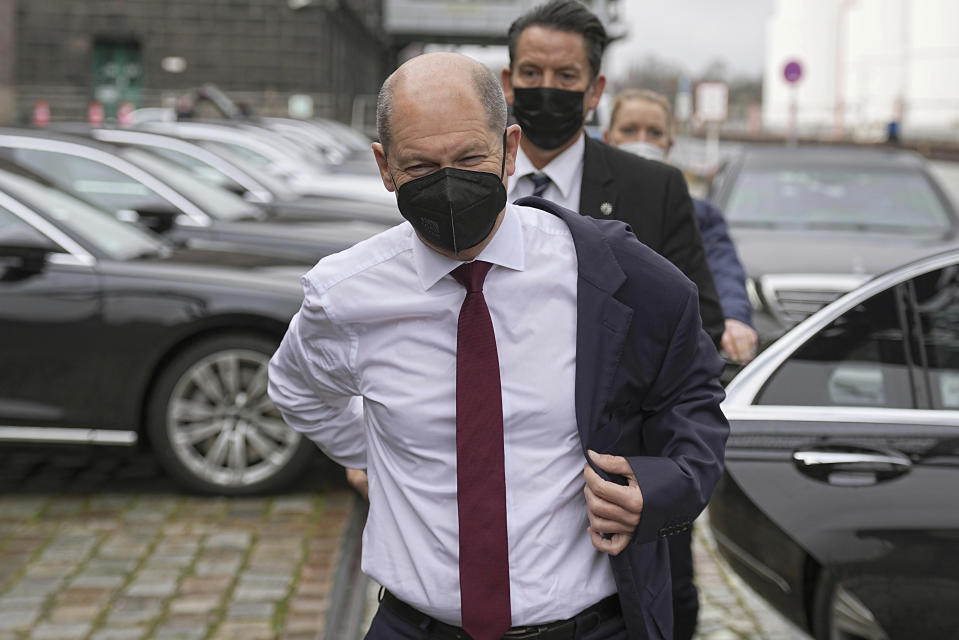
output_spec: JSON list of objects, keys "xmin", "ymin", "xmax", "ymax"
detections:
[{"xmin": 600, "ymin": 201, "xmax": 613, "ymax": 216}]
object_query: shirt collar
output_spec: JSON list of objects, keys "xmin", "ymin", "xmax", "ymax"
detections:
[
  {"xmin": 509, "ymin": 133, "xmax": 585, "ymax": 202},
  {"xmin": 412, "ymin": 202, "xmax": 526, "ymax": 291}
]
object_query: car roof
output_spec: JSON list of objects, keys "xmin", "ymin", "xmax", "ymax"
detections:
[
  {"xmin": 0, "ymin": 126, "xmax": 122, "ymax": 153},
  {"xmin": 738, "ymin": 144, "xmax": 928, "ymax": 169}
]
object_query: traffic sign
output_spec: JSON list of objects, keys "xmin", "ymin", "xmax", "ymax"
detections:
[
  {"xmin": 695, "ymin": 82, "xmax": 729, "ymax": 123},
  {"xmin": 783, "ymin": 60, "xmax": 803, "ymax": 84}
]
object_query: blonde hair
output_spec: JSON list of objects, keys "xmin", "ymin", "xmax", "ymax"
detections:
[{"xmin": 607, "ymin": 89, "xmax": 674, "ymax": 141}]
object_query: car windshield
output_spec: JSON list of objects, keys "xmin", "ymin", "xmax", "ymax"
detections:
[
  {"xmin": 120, "ymin": 148, "xmax": 263, "ymax": 221},
  {"xmin": 725, "ymin": 166, "xmax": 954, "ymax": 234},
  {"xmin": 0, "ymin": 168, "xmax": 166, "ymax": 261}
]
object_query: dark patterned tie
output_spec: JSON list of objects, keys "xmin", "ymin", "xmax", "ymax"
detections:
[
  {"xmin": 450, "ymin": 260, "xmax": 511, "ymax": 640},
  {"xmin": 530, "ymin": 172, "xmax": 551, "ymax": 197}
]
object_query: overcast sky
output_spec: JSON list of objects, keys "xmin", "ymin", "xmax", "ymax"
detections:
[
  {"xmin": 439, "ymin": 0, "xmax": 777, "ymax": 81},
  {"xmin": 605, "ymin": 0, "xmax": 776, "ymax": 80}
]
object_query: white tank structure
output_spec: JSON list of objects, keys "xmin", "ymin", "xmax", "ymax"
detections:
[{"xmin": 762, "ymin": 0, "xmax": 959, "ymax": 141}]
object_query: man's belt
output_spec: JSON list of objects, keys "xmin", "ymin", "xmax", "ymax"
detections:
[{"xmin": 379, "ymin": 589, "xmax": 621, "ymax": 640}]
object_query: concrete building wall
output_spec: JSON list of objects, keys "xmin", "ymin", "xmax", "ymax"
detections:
[{"xmin": 12, "ymin": 0, "xmax": 389, "ymax": 124}]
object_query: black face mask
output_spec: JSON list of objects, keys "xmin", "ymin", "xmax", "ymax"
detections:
[
  {"xmin": 393, "ymin": 133, "xmax": 507, "ymax": 254},
  {"xmin": 511, "ymin": 87, "xmax": 586, "ymax": 150}
]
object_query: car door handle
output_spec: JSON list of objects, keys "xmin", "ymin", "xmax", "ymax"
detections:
[
  {"xmin": 792, "ymin": 451, "xmax": 912, "ymax": 468},
  {"xmin": 793, "ymin": 448, "xmax": 912, "ymax": 486}
]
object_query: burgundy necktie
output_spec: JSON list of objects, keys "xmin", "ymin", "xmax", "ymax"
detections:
[{"xmin": 451, "ymin": 260, "xmax": 511, "ymax": 640}]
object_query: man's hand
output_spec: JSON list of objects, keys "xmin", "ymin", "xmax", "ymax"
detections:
[
  {"xmin": 345, "ymin": 468, "xmax": 369, "ymax": 501},
  {"xmin": 583, "ymin": 450, "xmax": 643, "ymax": 556},
  {"xmin": 721, "ymin": 318, "xmax": 758, "ymax": 364}
]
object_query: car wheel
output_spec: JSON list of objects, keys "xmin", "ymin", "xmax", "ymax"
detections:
[
  {"xmin": 813, "ymin": 571, "xmax": 889, "ymax": 640},
  {"xmin": 147, "ymin": 333, "xmax": 314, "ymax": 495}
]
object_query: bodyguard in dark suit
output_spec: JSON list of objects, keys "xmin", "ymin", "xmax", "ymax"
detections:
[{"xmin": 502, "ymin": 0, "xmax": 725, "ymax": 346}]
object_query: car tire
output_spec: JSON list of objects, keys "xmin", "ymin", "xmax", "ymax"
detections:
[
  {"xmin": 146, "ymin": 332, "xmax": 315, "ymax": 495},
  {"xmin": 812, "ymin": 570, "xmax": 889, "ymax": 640}
]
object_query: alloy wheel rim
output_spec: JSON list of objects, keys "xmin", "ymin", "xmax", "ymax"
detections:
[{"xmin": 167, "ymin": 348, "xmax": 299, "ymax": 488}]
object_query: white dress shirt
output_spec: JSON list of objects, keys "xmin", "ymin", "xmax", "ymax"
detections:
[
  {"xmin": 507, "ymin": 134, "xmax": 585, "ymax": 211},
  {"xmin": 269, "ymin": 202, "xmax": 616, "ymax": 625}
]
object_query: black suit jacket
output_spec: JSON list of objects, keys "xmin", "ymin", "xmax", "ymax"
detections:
[
  {"xmin": 578, "ymin": 136, "xmax": 725, "ymax": 345},
  {"xmin": 517, "ymin": 196, "xmax": 729, "ymax": 639}
]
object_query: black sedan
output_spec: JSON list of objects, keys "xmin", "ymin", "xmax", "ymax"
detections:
[
  {"xmin": 709, "ymin": 145, "xmax": 959, "ymax": 348},
  {"xmin": 0, "ymin": 160, "xmax": 318, "ymax": 495},
  {"xmin": 0, "ymin": 128, "xmax": 390, "ymax": 262},
  {"xmin": 710, "ymin": 248, "xmax": 959, "ymax": 639}
]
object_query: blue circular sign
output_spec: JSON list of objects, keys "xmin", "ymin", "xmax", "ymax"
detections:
[{"xmin": 783, "ymin": 60, "xmax": 803, "ymax": 83}]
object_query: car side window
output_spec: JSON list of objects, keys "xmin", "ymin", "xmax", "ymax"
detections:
[
  {"xmin": 757, "ymin": 286, "xmax": 915, "ymax": 408},
  {"xmin": 9, "ymin": 149, "xmax": 163, "ymax": 213},
  {"xmin": 911, "ymin": 266, "xmax": 959, "ymax": 410},
  {"xmin": 0, "ymin": 205, "xmax": 65, "ymax": 275}
]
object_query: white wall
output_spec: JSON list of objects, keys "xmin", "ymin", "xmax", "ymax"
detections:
[{"xmin": 762, "ymin": 0, "xmax": 959, "ymax": 139}]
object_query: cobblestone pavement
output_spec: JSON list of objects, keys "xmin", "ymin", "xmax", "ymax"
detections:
[
  {"xmin": 0, "ymin": 445, "xmax": 355, "ymax": 640},
  {"xmin": 358, "ymin": 509, "xmax": 812, "ymax": 640}
]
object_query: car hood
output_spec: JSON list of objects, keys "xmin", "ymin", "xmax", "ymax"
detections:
[
  {"xmin": 97, "ymin": 246, "xmax": 310, "ymax": 294},
  {"xmin": 266, "ymin": 196, "xmax": 402, "ymax": 226},
  {"xmin": 217, "ymin": 218, "xmax": 389, "ymax": 245},
  {"xmin": 731, "ymin": 227, "xmax": 959, "ymax": 278},
  {"xmin": 288, "ymin": 172, "xmax": 397, "ymax": 205}
]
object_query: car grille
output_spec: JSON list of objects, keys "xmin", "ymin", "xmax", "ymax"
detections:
[{"xmin": 759, "ymin": 274, "xmax": 871, "ymax": 328}]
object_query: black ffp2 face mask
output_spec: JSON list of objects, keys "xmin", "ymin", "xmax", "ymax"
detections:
[
  {"xmin": 393, "ymin": 133, "xmax": 507, "ymax": 254},
  {"xmin": 511, "ymin": 87, "xmax": 586, "ymax": 151}
]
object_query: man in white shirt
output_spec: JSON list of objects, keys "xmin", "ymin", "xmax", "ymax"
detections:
[{"xmin": 269, "ymin": 52, "xmax": 727, "ymax": 640}]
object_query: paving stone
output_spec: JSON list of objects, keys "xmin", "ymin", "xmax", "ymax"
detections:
[
  {"xmin": 28, "ymin": 621, "xmax": 92, "ymax": 639},
  {"xmin": 168, "ymin": 595, "xmax": 222, "ymax": 615},
  {"xmin": 225, "ymin": 601, "xmax": 275, "ymax": 619},
  {"xmin": 0, "ymin": 609, "xmax": 39, "ymax": 631},
  {"xmin": 83, "ymin": 558, "xmax": 138, "ymax": 575},
  {"xmin": 68, "ymin": 574, "xmax": 126, "ymax": 589},
  {"xmin": 283, "ymin": 615, "xmax": 322, "ymax": 635},
  {"xmin": 55, "ymin": 587, "xmax": 114, "ymax": 605},
  {"xmin": 0, "ymin": 596, "xmax": 45, "ymax": 612},
  {"xmin": 124, "ymin": 578, "xmax": 178, "ymax": 598},
  {"xmin": 47, "ymin": 602, "xmax": 104, "ymax": 622},
  {"xmin": 88, "ymin": 627, "xmax": 147, "ymax": 640},
  {"xmin": 151, "ymin": 627, "xmax": 208, "ymax": 640},
  {"xmin": 210, "ymin": 620, "xmax": 275, "ymax": 640},
  {"xmin": 193, "ymin": 559, "xmax": 244, "ymax": 577},
  {"xmin": 204, "ymin": 532, "xmax": 253, "ymax": 550},
  {"xmin": 270, "ymin": 497, "xmax": 314, "ymax": 515},
  {"xmin": 4, "ymin": 577, "xmax": 64, "ymax": 598},
  {"xmin": 288, "ymin": 596, "xmax": 327, "ymax": 614}
]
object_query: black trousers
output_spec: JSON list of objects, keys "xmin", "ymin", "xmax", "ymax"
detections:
[
  {"xmin": 669, "ymin": 527, "xmax": 699, "ymax": 640},
  {"xmin": 364, "ymin": 601, "xmax": 628, "ymax": 640}
]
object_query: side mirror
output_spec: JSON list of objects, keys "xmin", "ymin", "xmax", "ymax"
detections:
[
  {"xmin": 116, "ymin": 205, "xmax": 181, "ymax": 234},
  {"xmin": 0, "ymin": 231, "xmax": 61, "ymax": 278}
]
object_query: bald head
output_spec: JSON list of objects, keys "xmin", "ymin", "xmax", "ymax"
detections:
[{"xmin": 376, "ymin": 52, "xmax": 508, "ymax": 154}]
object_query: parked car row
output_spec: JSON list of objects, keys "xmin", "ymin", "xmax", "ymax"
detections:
[{"xmin": 0, "ymin": 117, "xmax": 399, "ymax": 495}]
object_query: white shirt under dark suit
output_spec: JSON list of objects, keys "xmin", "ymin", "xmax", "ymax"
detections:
[{"xmin": 268, "ymin": 203, "xmax": 617, "ymax": 626}]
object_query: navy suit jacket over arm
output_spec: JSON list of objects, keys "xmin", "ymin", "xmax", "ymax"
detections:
[
  {"xmin": 516, "ymin": 196, "xmax": 729, "ymax": 640},
  {"xmin": 693, "ymin": 198, "xmax": 753, "ymax": 327}
]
